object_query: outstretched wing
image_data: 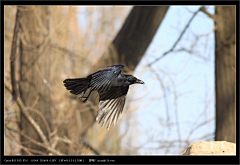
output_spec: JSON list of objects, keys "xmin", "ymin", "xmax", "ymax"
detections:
[
  {"xmin": 96, "ymin": 86, "xmax": 129, "ymax": 130},
  {"xmin": 88, "ymin": 65, "xmax": 124, "ymax": 92}
]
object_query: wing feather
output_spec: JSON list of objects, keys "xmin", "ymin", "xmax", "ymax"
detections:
[
  {"xmin": 96, "ymin": 86, "xmax": 128, "ymax": 130},
  {"xmin": 89, "ymin": 65, "xmax": 124, "ymax": 92}
]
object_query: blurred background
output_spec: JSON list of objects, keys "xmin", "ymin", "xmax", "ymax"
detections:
[{"xmin": 4, "ymin": 6, "xmax": 235, "ymax": 155}]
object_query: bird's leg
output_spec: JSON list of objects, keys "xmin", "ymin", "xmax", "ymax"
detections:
[
  {"xmin": 82, "ymin": 89, "xmax": 93, "ymax": 103},
  {"xmin": 83, "ymin": 87, "xmax": 88, "ymax": 95},
  {"xmin": 81, "ymin": 86, "xmax": 90, "ymax": 100}
]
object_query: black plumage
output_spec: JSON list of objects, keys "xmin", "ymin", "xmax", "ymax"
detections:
[{"xmin": 63, "ymin": 65, "xmax": 144, "ymax": 130}]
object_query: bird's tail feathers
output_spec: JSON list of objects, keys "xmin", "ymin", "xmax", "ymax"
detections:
[{"xmin": 63, "ymin": 78, "xmax": 90, "ymax": 95}]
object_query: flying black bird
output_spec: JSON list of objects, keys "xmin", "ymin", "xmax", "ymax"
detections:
[{"xmin": 63, "ymin": 65, "xmax": 144, "ymax": 130}]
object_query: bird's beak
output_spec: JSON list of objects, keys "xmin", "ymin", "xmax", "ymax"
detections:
[{"xmin": 135, "ymin": 79, "xmax": 144, "ymax": 84}]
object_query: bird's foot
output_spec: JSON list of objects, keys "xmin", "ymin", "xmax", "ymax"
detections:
[{"xmin": 83, "ymin": 97, "xmax": 88, "ymax": 103}]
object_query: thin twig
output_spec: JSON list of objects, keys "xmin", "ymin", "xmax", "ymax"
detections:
[
  {"xmin": 4, "ymin": 81, "xmax": 63, "ymax": 155},
  {"xmin": 31, "ymin": 96, "xmax": 40, "ymax": 108},
  {"xmin": 82, "ymin": 139, "xmax": 100, "ymax": 155},
  {"xmin": 24, "ymin": 107, "xmax": 51, "ymax": 139},
  {"xmin": 186, "ymin": 118, "xmax": 214, "ymax": 141},
  {"xmin": 16, "ymin": 142, "xmax": 47, "ymax": 155},
  {"xmin": 5, "ymin": 128, "xmax": 34, "ymax": 155},
  {"xmin": 148, "ymin": 6, "xmax": 202, "ymax": 67},
  {"xmin": 148, "ymin": 66, "xmax": 171, "ymax": 129},
  {"xmin": 5, "ymin": 124, "xmax": 62, "ymax": 155},
  {"xmin": 169, "ymin": 76, "xmax": 182, "ymax": 153},
  {"xmin": 5, "ymin": 82, "xmax": 48, "ymax": 145},
  {"xmin": 199, "ymin": 6, "xmax": 216, "ymax": 22}
]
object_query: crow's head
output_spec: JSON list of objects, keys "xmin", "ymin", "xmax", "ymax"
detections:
[{"xmin": 125, "ymin": 75, "xmax": 144, "ymax": 85}]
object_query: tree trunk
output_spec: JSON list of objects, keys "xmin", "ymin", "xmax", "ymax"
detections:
[
  {"xmin": 215, "ymin": 6, "xmax": 236, "ymax": 143},
  {"xmin": 18, "ymin": 6, "xmax": 52, "ymax": 155}
]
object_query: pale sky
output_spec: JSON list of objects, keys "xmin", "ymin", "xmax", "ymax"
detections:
[{"xmin": 120, "ymin": 6, "xmax": 215, "ymax": 154}]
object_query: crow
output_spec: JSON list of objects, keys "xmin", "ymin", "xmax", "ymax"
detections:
[{"xmin": 63, "ymin": 65, "xmax": 144, "ymax": 130}]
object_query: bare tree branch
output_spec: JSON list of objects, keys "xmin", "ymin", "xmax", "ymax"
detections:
[
  {"xmin": 199, "ymin": 6, "xmax": 216, "ymax": 22},
  {"xmin": 4, "ymin": 82, "xmax": 63, "ymax": 155},
  {"xmin": 5, "ymin": 124, "xmax": 63, "ymax": 155},
  {"xmin": 82, "ymin": 139, "xmax": 100, "ymax": 155},
  {"xmin": 169, "ymin": 76, "xmax": 182, "ymax": 153},
  {"xmin": 186, "ymin": 118, "xmax": 214, "ymax": 141},
  {"xmin": 148, "ymin": 66, "xmax": 171, "ymax": 128},
  {"xmin": 148, "ymin": 6, "xmax": 203, "ymax": 67},
  {"xmin": 5, "ymin": 82, "xmax": 100, "ymax": 155},
  {"xmin": 23, "ymin": 107, "xmax": 51, "ymax": 139},
  {"xmin": 10, "ymin": 7, "xmax": 21, "ymax": 103},
  {"xmin": 51, "ymin": 43, "xmax": 85, "ymax": 59}
]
